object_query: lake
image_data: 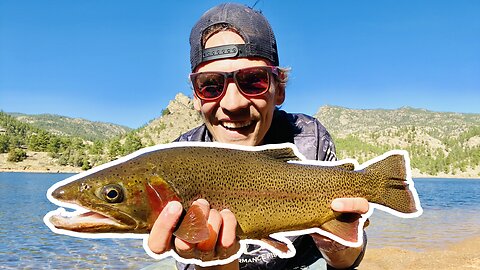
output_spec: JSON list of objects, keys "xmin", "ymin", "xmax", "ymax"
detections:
[{"xmin": 0, "ymin": 172, "xmax": 479, "ymax": 269}]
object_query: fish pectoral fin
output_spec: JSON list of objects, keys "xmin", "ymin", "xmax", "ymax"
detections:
[
  {"xmin": 173, "ymin": 205, "xmax": 210, "ymax": 244},
  {"xmin": 261, "ymin": 237, "xmax": 290, "ymax": 254},
  {"xmin": 320, "ymin": 213, "xmax": 362, "ymax": 243}
]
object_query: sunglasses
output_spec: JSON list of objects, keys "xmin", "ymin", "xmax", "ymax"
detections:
[{"xmin": 190, "ymin": 66, "xmax": 279, "ymax": 101}]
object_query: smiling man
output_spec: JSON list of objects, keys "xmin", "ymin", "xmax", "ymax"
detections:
[
  {"xmin": 191, "ymin": 29, "xmax": 284, "ymax": 146},
  {"xmin": 147, "ymin": 3, "xmax": 369, "ymax": 270}
]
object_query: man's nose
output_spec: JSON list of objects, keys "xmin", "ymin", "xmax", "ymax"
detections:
[{"xmin": 218, "ymin": 82, "xmax": 250, "ymax": 112}]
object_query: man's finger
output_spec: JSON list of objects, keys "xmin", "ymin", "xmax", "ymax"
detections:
[
  {"xmin": 331, "ymin": 198, "xmax": 369, "ymax": 214},
  {"xmin": 216, "ymin": 209, "xmax": 239, "ymax": 259},
  {"xmin": 148, "ymin": 201, "xmax": 183, "ymax": 254},
  {"xmin": 174, "ymin": 237, "xmax": 196, "ymax": 259}
]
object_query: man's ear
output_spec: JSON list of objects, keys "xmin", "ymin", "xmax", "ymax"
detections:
[
  {"xmin": 275, "ymin": 84, "xmax": 286, "ymax": 105},
  {"xmin": 193, "ymin": 93, "xmax": 202, "ymax": 111}
]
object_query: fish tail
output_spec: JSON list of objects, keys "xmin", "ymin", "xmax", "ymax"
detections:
[
  {"xmin": 365, "ymin": 153, "xmax": 419, "ymax": 214},
  {"xmin": 321, "ymin": 152, "xmax": 421, "ymax": 245}
]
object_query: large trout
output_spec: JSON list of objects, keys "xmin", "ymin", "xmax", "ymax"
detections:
[{"xmin": 44, "ymin": 142, "xmax": 422, "ymax": 266}]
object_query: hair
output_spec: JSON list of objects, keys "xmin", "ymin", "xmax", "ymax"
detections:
[
  {"xmin": 201, "ymin": 23, "xmax": 241, "ymax": 46},
  {"xmin": 276, "ymin": 66, "xmax": 290, "ymax": 93}
]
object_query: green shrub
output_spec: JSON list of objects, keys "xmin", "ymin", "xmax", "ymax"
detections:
[{"xmin": 7, "ymin": 148, "xmax": 27, "ymax": 162}]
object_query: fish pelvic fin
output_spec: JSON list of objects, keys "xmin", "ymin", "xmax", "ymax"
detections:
[
  {"xmin": 260, "ymin": 237, "xmax": 290, "ymax": 254},
  {"xmin": 365, "ymin": 153, "xmax": 419, "ymax": 214},
  {"xmin": 320, "ymin": 213, "xmax": 363, "ymax": 243},
  {"xmin": 173, "ymin": 205, "xmax": 210, "ymax": 244}
]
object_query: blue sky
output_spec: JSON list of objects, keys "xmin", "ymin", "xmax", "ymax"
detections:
[{"xmin": 1, "ymin": 0, "xmax": 479, "ymax": 128}]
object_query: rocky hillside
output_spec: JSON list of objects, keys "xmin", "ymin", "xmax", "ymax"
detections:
[
  {"xmin": 10, "ymin": 113, "xmax": 131, "ymax": 141},
  {"xmin": 136, "ymin": 93, "xmax": 202, "ymax": 145}
]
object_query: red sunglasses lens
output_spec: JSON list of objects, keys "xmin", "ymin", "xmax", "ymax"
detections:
[
  {"xmin": 235, "ymin": 68, "xmax": 270, "ymax": 96},
  {"xmin": 193, "ymin": 73, "xmax": 225, "ymax": 100}
]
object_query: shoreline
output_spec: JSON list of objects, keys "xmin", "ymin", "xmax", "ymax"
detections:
[
  {"xmin": 0, "ymin": 166, "xmax": 480, "ymax": 180},
  {"xmin": 0, "ymin": 151, "xmax": 83, "ymax": 174},
  {"xmin": 1, "ymin": 167, "xmax": 479, "ymax": 178},
  {"xmin": 1, "ymin": 152, "xmax": 479, "ymax": 178},
  {"xmin": 0, "ymin": 168, "xmax": 81, "ymax": 174},
  {"xmin": 1, "ymin": 166, "xmax": 479, "ymax": 179}
]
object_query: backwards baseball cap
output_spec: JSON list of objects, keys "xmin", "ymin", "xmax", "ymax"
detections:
[{"xmin": 189, "ymin": 3, "xmax": 279, "ymax": 71}]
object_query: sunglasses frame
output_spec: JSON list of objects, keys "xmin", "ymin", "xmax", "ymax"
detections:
[{"xmin": 190, "ymin": 66, "xmax": 279, "ymax": 101}]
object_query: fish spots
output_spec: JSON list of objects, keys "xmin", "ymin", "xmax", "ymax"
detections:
[
  {"xmin": 150, "ymin": 147, "xmax": 330, "ymax": 237},
  {"xmin": 80, "ymin": 182, "xmax": 91, "ymax": 192}
]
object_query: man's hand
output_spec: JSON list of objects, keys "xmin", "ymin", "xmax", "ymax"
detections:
[
  {"xmin": 147, "ymin": 199, "xmax": 240, "ymax": 270},
  {"xmin": 311, "ymin": 197, "xmax": 369, "ymax": 269}
]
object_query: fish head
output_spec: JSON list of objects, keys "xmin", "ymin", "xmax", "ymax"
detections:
[{"xmin": 48, "ymin": 160, "xmax": 179, "ymax": 234}]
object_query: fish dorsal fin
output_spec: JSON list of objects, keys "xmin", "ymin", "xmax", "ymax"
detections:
[
  {"xmin": 259, "ymin": 147, "xmax": 301, "ymax": 162},
  {"xmin": 333, "ymin": 163, "xmax": 355, "ymax": 171},
  {"xmin": 173, "ymin": 205, "xmax": 210, "ymax": 244}
]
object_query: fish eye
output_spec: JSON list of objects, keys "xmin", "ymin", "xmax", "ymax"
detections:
[{"xmin": 102, "ymin": 184, "xmax": 124, "ymax": 203}]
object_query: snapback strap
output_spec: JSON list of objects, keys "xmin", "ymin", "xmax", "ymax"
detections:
[{"xmin": 201, "ymin": 44, "xmax": 249, "ymax": 63}]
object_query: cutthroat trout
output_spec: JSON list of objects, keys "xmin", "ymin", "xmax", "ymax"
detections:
[{"xmin": 44, "ymin": 142, "xmax": 422, "ymax": 265}]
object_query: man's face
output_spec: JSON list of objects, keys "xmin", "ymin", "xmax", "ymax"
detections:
[{"xmin": 193, "ymin": 31, "xmax": 285, "ymax": 146}]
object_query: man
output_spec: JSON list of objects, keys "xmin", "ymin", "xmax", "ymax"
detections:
[{"xmin": 148, "ymin": 3, "xmax": 369, "ymax": 269}]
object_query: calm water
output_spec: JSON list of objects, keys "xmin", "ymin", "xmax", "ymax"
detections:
[
  {"xmin": 0, "ymin": 173, "xmax": 479, "ymax": 269},
  {"xmin": 0, "ymin": 173, "xmax": 173, "ymax": 269},
  {"xmin": 367, "ymin": 178, "xmax": 480, "ymax": 250}
]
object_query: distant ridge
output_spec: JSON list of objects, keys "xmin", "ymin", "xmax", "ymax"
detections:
[
  {"xmin": 9, "ymin": 113, "xmax": 131, "ymax": 141},
  {"xmin": 315, "ymin": 105, "xmax": 480, "ymax": 137}
]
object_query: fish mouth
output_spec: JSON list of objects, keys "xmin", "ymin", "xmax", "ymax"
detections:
[{"xmin": 49, "ymin": 205, "xmax": 137, "ymax": 233}]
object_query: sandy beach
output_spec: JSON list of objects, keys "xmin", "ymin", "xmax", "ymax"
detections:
[
  {"xmin": 0, "ymin": 151, "xmax": 82, "ymax": 173},
  {"xmin": 359, "ymin": 236, "xmax": 480, "ymax": 270}
]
